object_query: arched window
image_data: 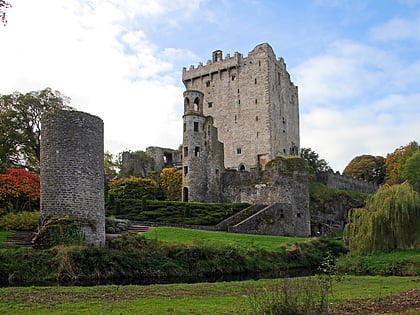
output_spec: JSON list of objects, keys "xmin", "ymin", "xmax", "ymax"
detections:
[
  {"xmin": 184, "ymin": 97, "xmax": 190, "ymax": 112},
  {"xmin": 193, "ymin": 97, "xmax": 200, "ymax": 111},
  {"xmin": 239, "ymin": 164, "xmax": 245, "ymax": 171}
]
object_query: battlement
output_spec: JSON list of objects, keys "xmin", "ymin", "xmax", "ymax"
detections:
[
  {"xmin": 182, "ymin": 43, "xmax": 287, "ymax": 82},
  {"xmin": 315, "ymin": 170, "xmax": 378, "ymax": 193}
]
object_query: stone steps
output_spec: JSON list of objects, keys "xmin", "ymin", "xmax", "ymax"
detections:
[
  {"xmin": 128, "ymin": 224, "xmax": 153, "ymax": 234},
  {"xmin": 5, "ymin": 231, "xmax": 35, "ymax": 246}
]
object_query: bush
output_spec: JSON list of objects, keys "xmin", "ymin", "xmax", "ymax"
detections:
[
  {"xmin": 108, "ymin": 177, "xmax": 158, "ymax": 200},
  {"xmin": 105, "ymin": 216, "xmax": 130, "ymax": 234},
  {"xmin": 0, "ymin": 211, "xmax": 39, "ymax": 230}
]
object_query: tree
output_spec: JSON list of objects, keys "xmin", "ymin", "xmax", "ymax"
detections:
[
  {"xmin": 159, "ymin": 168, "xmax": 182, "ymax": 201},
  {"xmin": 385, "ymin": 141, "xmax": 419, "ymax": 185},
  {"xmin": 108, "ymin": 177, "xmax": 158, "ymax": 200},
  {"xmin": 104, "ymin": 151, "xmax": 120, "ymax": 182},
  {"xmin": 343, "ymin": 155, "xmax": 386, "ymax": 185},
  {"xmin": 0, "ymin": 88, "xmax": 72, "ymax": 172},
  {"xmin": 300, "ymin": 147, "xmax": 332, "ymax": 173},
  {"xmin": 345, "ymin": 182, "xmax": 420, "ymax": 255},
  {"xmin": 0, "ymin": 1, "xmax": 11, "ymax": 26},
  {"xmin": 0, "ymin": 168, "xmax": 40, "ymax": 211},
  {"xmin": 402, "ymin": 150, "xmax": 420, "ymax": 192}
]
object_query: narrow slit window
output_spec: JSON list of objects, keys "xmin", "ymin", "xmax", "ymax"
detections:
[
  {"xmin": 194, "ymin": 122, "xmax": 199, "ymax": 132},
  {"xmin": 184, "ymin": 166, "xmax": 188, "ymax": 175},
  {"xmin": 183, "ymin": 146, "xmax": 188, "ymax": 157},
  {"xmin": 194, "ymin": 146, "xmax": 200, "ymax": 157}
]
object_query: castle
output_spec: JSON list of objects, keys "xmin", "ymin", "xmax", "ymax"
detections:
[{"xmin": 182, "ymin": 43, "xmax": 301, "ymax": 203}]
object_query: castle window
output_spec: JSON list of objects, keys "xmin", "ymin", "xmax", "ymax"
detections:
[
  {"xmin": 256, "ymin": 132, "xmax": 259, "ymax": 137},
  {"xmin": 184, "ymin": 146, "xmax": 188, "ymax": 157},
  {"xmin": 194, "ymin": 146, "xmax": 200, "ymax": 157},
  {"xmin": 237, "ymin": 89, "xmax": 240, "ymax": 93},
  {"xmin": 231, "ymin": 74, "xmax": 236, "ymax": 80},
  {"xmin": 184, "ymin": 166, "xmax": 188, "ymax": 175},
  {"xmin": 194, "ymin": 122, "xmax": 199, "ymax": 132},
  {"xmin": 255, "ymin": 99, "xmax": 258, "ymax": 104},
  {"xmin": 237, "ymin": 148, "xmax": 241, "ymax": 154},
  {"xmin": 184, "ymin": 97, "xmax": 190, "ymax": 112},
  {"xmin": 297, "ymin": 213, "xmax": 301, "ymax": 218},
  {"xmin": 259, "ymin": 60, "xmax": 261, "ymax": 66},
  {"xmin": 239, "ymin": 164, "xmax": 245, "ymax": 171},
  {"xmin": 238, "ymin": 99, "xmax": 240, "ymax": 104},
  {"xmin": 256, "ymin": 116, "xmax": 258, "ymax": 121},
  {"xmin": 206, "ymin": 80, "xmax": 211, "ymax": 87},
  {"xmin": 234, "ymin": 115, "xmax": 237, "ymax": 123},
  {"xmin": 193, "ymin": 97, "xmax": 200, "ymax": 111},
  {"xmin": 255, "ymin": 78, "xmax": 257, "ymax": 84},
  {"xmin": 183, "ymin": 123, "xmax": 186, "ymax": 132},
  {"xmin": 208, "ymin": 102, "xmax": 213, "ymax": 108}
]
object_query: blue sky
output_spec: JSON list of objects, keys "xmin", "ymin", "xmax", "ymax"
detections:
[{"xmin": 1, "ymin": 0, "xmax": 419, "ymax": 171}]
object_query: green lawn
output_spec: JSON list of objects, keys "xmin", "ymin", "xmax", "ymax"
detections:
[
  {"xmin": 0, "ymin": 230, "xmax": 13, "ymax": 242},
  {"xmin": 142, "ymin": 227, "xmax": 309, "ymax": 252},
  {"xmin": 0, "ymin": 276, "xmax": 418, "ymax": 314}
]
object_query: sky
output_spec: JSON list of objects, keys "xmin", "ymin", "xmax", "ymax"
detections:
[{"xmin": 0, "ymin": 0, "xmax": 419, "ymax": 172}]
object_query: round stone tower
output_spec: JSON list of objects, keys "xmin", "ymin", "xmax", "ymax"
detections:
[
  {"xmin": 182, "ymin": 90, "xmax": 207, "ymax": 202},
  {"xmin": 40, "ymin": 110, "xmax": 105, "ymax": 246}
]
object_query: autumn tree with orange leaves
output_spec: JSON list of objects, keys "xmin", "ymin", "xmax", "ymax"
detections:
[
  {"xmin": 385, "ymin": 141, "xmax": 419, "ymax": 185},
  {"xmin": 0, "ymin": 168, "xmax": 40, "ymax": 211},
  {"xmin": 159, "ymin": 168, "xmax": 182, "ymax": 201}
]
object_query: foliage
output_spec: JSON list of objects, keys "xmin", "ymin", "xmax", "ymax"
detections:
[
  {"xmin": 343, "ymin": 154, "xmax": 386, "ymax": 185},
  {"xmin": 345, "ymin": 182, "xmax": 420, "ymax": 255},
  {"xmin": 0, "ymin": 88, "xmax": 72, "ymax": 172},
  {"xmin": 0, "ymin": 211, "xmax": 39, "ymax": 230},
  {"xmin": 300, "ymin": 147, "xmax": 332, "ymax": 173},
  {"xmin": 104, "ymin": 151, "xmax": 120, "ymax": 182},
  {"xmin": 310, "ymin": 182, "xmax": 369, "ymax": 205},
  {"xmin": 159, "ymin": 168, "xmax": 182, "ymax": 201},
  {"xmin": 105, "ymin": 216, "xmax": 130, "ymax": 234},
  {"xmin": 107, "ymin": 176, "xmax": 158, "ymax": 200},
  {"xmin": 336, "ymin": 249, "xmax": 420, "ymax": 276},
  {"xmin": 0, "ymin": 0, "xmax": 11, "ymax": 26},
  {"xmin": 0, "ymin": 168, "xmax": 40, "ymax": 211},
  {"xmin": 385, "ymin": 141, "xmax": 419, "ymax": 185},
  {"xmin": 109, "ymin": 199, "xmax": 250, "ymax": 225},
  {"xmin": 33, "ymin": 218, "xmax": 84, "ymax": 249},
  {"xmin": 402, "ymin": 150, "xmax": 420, "ymax": 191},
  {"xmin": 248, "ymin": 277, "xmax": 331, "ymax": 315}
]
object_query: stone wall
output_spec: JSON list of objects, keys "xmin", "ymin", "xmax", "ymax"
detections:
[
  {"xmin": 182, "ymin": 43, "xmax": 300, "ymax": 170},
  {"xmin": 315, "ymin": 171, "xmax": 378, "ymax": 193},
  {"xmin": 40, "ymin": 110, "xmax": 105, "ymax": 247},
  {"xmin": 220, "ymin": 157, "xmax": 311, "ymax": 237}
]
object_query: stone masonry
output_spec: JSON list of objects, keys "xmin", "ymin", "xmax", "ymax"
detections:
[
  {"xmin": 39, "ymin": 110, "xmax": 105, "ymax": 247},
  {"xmin": 183, "ymin": 43, "xmax": 300, "ymax": 171}
]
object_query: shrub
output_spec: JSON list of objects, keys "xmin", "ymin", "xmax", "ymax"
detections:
[
  {"xmin": 108, "ymin": 177, "xmax": 158, "ymax": 200},
  {"xmin": 0, "ymin": 211, "xmax": 39, "ymax": 230},
  {"xmin": 105, "ymin": 216, "xmax": 130, "ymax": 234}
]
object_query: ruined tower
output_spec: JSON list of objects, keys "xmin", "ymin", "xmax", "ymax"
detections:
[
  {"xmin": 182, "ymin": 90, "xmax": 224, "ymax": 202},
  {"xmin": 39, "ymin": 110, "xmax": 105, "ymax": 246},
  {"xmin": 182, "ymin": 43, "xmax": 300, "ymax": 170}
]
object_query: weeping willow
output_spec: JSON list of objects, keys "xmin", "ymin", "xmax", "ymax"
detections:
[{"xmin": 345, "ymin": 182, "xmax": 420, "ymax": 255}]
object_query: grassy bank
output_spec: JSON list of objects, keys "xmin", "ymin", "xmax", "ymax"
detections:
[
  {"xmin": 0, "ymin": 276, "xmax": 418, "ymax": 314},
  {"xmin": 142, "ymin": 227, "xmax": 308, "ymax": 251},
  {"xmin": 0, "ymin": 231, "xmax": 12, "ymax": 242},
  {"xmin": 337, "ymin": 249, "xmax": 420, "ymax": 276},
  {"xmin": 0, "ymin": 232, "xmax": 345, "ymax": 286}
]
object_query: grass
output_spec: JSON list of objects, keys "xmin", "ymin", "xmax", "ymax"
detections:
[
  {"xmin": 337, "ymin": 249, "xmax": 420, "ymax": 276},
  {"xmin": 142, "ymin": 227, "xmax": 309, "ymax": 252},
  {"xmin": 0, "ymin": 276, "xmax": 418, "ymax": 314},
  {"xmin": 0, "ymin": 230, "xmax": 13, "ymax": 242}
]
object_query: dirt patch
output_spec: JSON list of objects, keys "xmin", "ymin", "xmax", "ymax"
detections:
[{"xmin": 330, "ymin": 288, "xmax": 420, "ymax": 314}]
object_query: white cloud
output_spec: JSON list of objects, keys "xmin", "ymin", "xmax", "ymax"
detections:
[
  {"xmin": 0, "ymin": 0, "xmax": 206, "ymax": 158},
  {"xmin": 293, "ymin": 40, "xmax": 397, "ymax": 108},
  {"xmin": 370, "ymin": 16, "xmax": 420, "ymax": 41}
]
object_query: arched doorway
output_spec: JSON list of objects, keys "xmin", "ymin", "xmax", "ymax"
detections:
[{"xmin": 183, "ymin": 187, "xmax": 189, "ymax": 202}]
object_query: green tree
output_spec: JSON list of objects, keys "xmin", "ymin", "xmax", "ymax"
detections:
[
  {"xmin": 0, "ymin": 88, "xmax": 72, "ymax": 172},
  {"xmin": 300, "ymin": 147, "xmax": 332, "ymax": 173},
  {"xmin": 104, "ymin": 151, "xmax": 120, "ymax": 182},
  {"xmin": 402, "ymin": 150, "xmax": 420, "ymax": 192},
  {"xmin": 0, "ymin": 1, "xmax": 11, "ymax": 26},
  {"xmin": 343, "ymin": 155, "xmax": 386, "ymax": 185},
  {"xmin": 108, "ymin": 177, "xmax": 158, "ymax": 200},
  {"xmin": 385, "ymin": 141, "xmax": 419, "ymax": 185},
  {"xmin": 345, "ymin": 182, "xmax": 420, "ymax": 255}
]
